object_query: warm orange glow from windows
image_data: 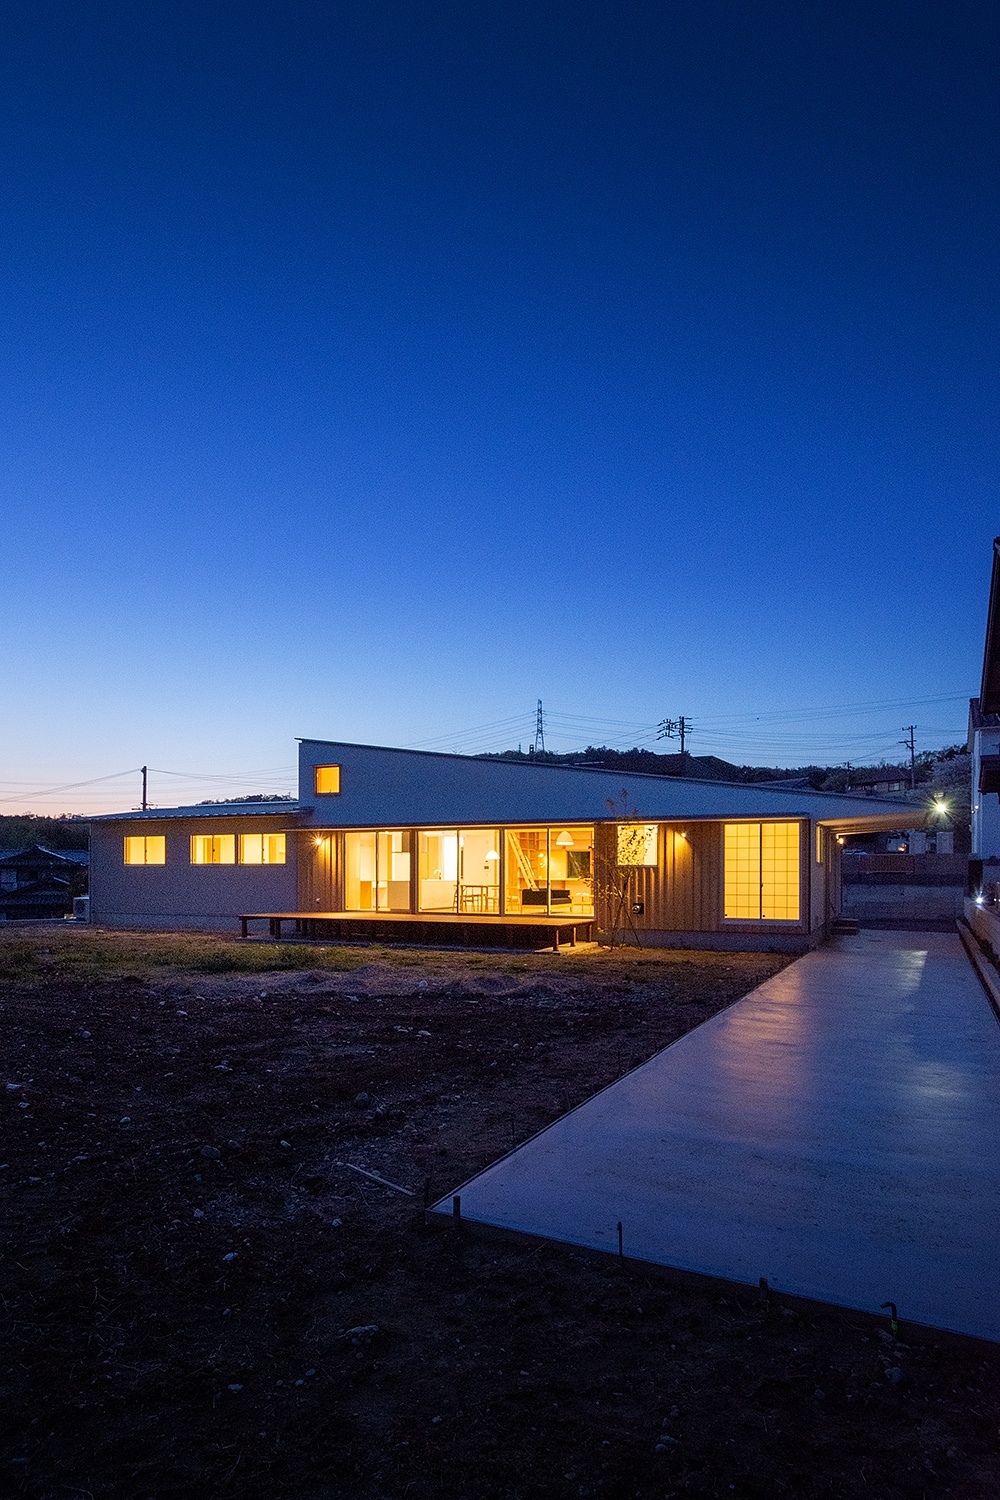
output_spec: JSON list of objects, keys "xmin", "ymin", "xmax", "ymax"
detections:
[
  {"xmin": 239, "ymin": 833, "xmax": 286, "ymax": 865},
  {"xmin": 124, "ymin": 835, "xmax": 165, "ymax": 865},
  {"xmin": 617, "ymin": 824, "xmax": 658, "ymax": 866},
  {"xmin": 190, "ymin": 835, "xmax": 236, "ymax": 865},
  {"xmin": 724, "ymin": 823, "xmax": 800, "ymax": 921},
  {"xmin": 346, "ymin": 830, "xmax": 411, "ymax": 911},
  {"xmin": 314, "ymin": 765, "xmax": 341, "ymax": 795}
]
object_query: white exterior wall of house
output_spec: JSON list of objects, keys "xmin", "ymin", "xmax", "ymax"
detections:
[
  {"xmin": 972, "ymin": 720, "xmax": 1000, "ymax": 858},
  {"xmin": 972, "ymin": 537, "xmax": 1000, "ymax": 859},
  {"xmin": 89, "ymin": 813, "xmax": 299, "ymax": 931}
]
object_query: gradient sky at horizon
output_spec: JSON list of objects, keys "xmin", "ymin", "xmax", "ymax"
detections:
[{"xmin": 2, "ymin": 1, "xmax": 996, "ymax": 814}]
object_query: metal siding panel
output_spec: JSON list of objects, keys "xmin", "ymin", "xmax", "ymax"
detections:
[{"xmin": 296, "ymin": 740, "xmax": 923, "ymax": 830}]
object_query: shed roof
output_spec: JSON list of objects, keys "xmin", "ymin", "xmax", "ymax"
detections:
[{"xmin": 295, "ymin": 739, "xmax": 926, "ymax": 831}]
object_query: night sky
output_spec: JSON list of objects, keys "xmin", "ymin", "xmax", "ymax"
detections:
[{"xmin": 2, "ymin": 2, "xmax": 996, "ymax": 812}]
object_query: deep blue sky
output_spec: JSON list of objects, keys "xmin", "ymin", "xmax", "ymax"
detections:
[{"xmin": 2, "ymin": 1, "xmax": 996, "ymax": 811}]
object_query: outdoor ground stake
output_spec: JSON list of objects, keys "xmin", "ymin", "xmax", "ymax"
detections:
[
  {"xmin": 423, "ymin": 1176, "xmax": 431, "ymax": 1208},
  {"xmin": 880, "ymin": 1301, "xmax": 899, "ymax": 1336},
  {"xmin": 759, "ymin": 1277, "xmax": 769, "ymax": 1308},
  {"xmin": 453, "ymin": 1195, "xmax": 461, "ymax": 1221},
  {"xmin": 617, "ymin": 1221, "xmax": 624, "ymax": 1260}
]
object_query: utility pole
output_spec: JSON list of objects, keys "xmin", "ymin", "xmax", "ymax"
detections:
[
  {"xmin": 141, "ymin": 766, "xmax": 148, "ymax": 811},
  {"xmin": 899, "ymin": 727, "xmax": 916, "ymax": 789},
  {"xmin": 534, "ymin": 699, "xmax": 545, "ymax": 754},
  {"xmin": 657, "ymin": 716, "xmax": 692, "ymax": 755}
]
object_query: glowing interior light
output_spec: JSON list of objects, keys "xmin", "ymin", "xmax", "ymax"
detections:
[
  {"xmin": 484, "ymin": 849, "xmax": 500, "ymax": 861},
  {"xmin": 240, "ymin": 833, "xmax": 286, "ymax": 864},
  {"xmin": 555, "ymin": 830, "xmax": 574, "ymax": 847},
  {"xmin": 724, "ymin": 822, "xmax": 799, "ymax": 921},
  {"xmin": 124, "ymin": 835, "xmax": 165, "ymax": 865}
]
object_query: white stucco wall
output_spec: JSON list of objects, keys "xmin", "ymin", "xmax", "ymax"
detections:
[
  {"xmin": 89, "ymin": 817, "xmax": 298, "ymax": 932},
  {"xmin": 972, "ymin": 725, "xmax": 1000, "ymax": 858}
]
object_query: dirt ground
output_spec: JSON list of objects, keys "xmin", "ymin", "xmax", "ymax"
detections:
[{"xmin": 1, "ymin": 927, "xmax": 998, "ymax": 1500}]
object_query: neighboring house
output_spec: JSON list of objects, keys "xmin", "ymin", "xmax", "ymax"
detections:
[
  {"xmin": 971, "ymin": 535, "xmax": 1000, "ymax": 859},
  {"xmin": 88, "ymin": 739, "xmax": 923, "ymax": 952},
  {"xmin": 0, "ymin": 845, "xmax": 89, "ymax": 920},
  {"xmin": 845, "ymin": 767, "xmax": 911, "ymax": 796}
]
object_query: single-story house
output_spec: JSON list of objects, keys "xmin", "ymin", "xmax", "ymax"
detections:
[
  {"xmin": 88, "ymin": 738, "xmax": 925, "ymax": 951},
  {"xmin": 0, "ymin": 845, "xmax": 89, "ymax": 920},
  {"xmin": 844, "ymin": 767, "xmax": 912, "ymax": 796}
]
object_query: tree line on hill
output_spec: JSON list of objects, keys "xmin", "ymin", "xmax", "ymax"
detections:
[
  {"xmin": 0, "ymin": 814, "xmax": 90, "ymax": 852},
  {"xmin": 480, "ymin": 743, "xmax": 968, "ymax": 789}
]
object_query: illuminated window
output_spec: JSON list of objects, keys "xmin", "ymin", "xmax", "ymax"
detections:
[
  {"xmin": 190, "ymin": 835, "xmax": 236, "ymax": 865},
  {"xmin": 314, "ymin": 765, "xmax": 341, "ymax": 795},
  {"xmin": 504, "ymin": 826, "xmax": 594, "ymax": 915},
  {"xmin": 724, "ymin": 823, "xmax": 800, "ymax": 921},
  {"xmin": 124, "ymin": 835, "xmax": 165, "ymax": 865},
  {"xmin": 345, "ymin": 830, "xmax": 410, "ymax": 910},
  {"xmin": 617, "ymin": 824, "xmax": 658, "ymax": 866},
  {"xmin": 239, "ymin": 833, "xmax": 286, "ymax": 865},
  {"xmin": 418, "ymin": 829, "xmax": 459, "ymax": 911}
]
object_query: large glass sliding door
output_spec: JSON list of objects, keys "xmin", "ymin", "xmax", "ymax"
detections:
[
  {"xmin": 504, "ymin": 826, "xmax": 594, "ymax": 914},
  {"xmin": 344, "ymin": 830, "xmax": 410, "ymax": 911},
  {"xmin": 341, "ymin": 823, "xmax": 596, "ymax": 918},
  {"xmin": 418, "ymin": 829, "xmax": 501, "ymax": 912},
  {"xmin": 457, "ymin": 828, "xmax": 501, "ymax": 912}
]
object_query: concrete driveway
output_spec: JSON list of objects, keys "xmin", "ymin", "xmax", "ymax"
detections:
[{"xmin": 437, "ymin": 931, "xmax": 1000, "ymax": 1342}]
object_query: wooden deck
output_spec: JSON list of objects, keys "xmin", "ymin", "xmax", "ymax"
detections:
[{"xmin": 238, "ymin": 910, "xmax": 595, "ymax": 951}]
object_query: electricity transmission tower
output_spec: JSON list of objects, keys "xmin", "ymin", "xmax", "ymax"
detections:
[{"xmin": 531, "ymin": 699, "xmax": 545, "ymax": 755}]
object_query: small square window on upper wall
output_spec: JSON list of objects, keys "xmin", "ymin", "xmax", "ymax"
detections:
[{"xmin": 314, "ymin": 765, "xmax": 341, "ymax": 795}]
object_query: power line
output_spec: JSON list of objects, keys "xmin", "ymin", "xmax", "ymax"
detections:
[{"xmin": 0, "ymin": 768, "xmax": 142, "ymax": 806}]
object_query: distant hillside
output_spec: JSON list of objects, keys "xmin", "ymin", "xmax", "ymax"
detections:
[
  {"xmin": 0, "ymin": 814, "xmax": 90, "ymax": 852},
  {"xmin": 479, "ymin": 745, "xmax": 834, "ymax": 785}
]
